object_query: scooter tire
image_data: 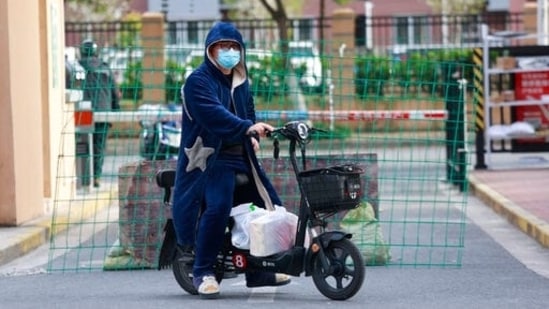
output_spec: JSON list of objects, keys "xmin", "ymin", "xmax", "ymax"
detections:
[
  {"xmin": 311, "ymin": 238, "xmax": 365, "ymax": 300},
  {"xmin": 172, "ymin": 249, "xmax": 198, "ymax": 295}
]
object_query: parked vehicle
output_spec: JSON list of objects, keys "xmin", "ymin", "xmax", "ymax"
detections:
[
  {"xmin": 246, "ymin": 48, "xmax": 273, "ymax": 69},
  {"xmin": 99, "ymin": 48, "xmax": 144, "ymax": 84},
  {"xmin": 288, "ymin": 41, "xmax": 323, "ymax": 89},
  {"xmin": 138, "ymin": 104, "xmax": 182, "ymax": 161}
]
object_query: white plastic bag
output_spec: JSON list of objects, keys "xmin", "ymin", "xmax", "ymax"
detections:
[
  {"xmin": 508, "ymin": 121, "xmax": 535, "ymax": 136},
  {"xmin": 230, "ymin": 203, "xmax": 267, "ymax": 249},
  {"xmin": 249, "ymin": 206, "xmax": 298, "ymax": 257}
]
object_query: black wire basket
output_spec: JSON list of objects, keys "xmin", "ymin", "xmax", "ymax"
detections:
[{"xmin": 299, "ymin": 164, "xmax": 364, "ymax": 214}]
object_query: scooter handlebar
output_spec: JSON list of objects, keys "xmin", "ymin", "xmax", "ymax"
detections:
[{"xmin": 267, "ymin": 120, "xmax": 326, "ymax": 142}]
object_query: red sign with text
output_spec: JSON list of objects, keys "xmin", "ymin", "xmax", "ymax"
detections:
[{"xmin": 514, "ymin": 71, "xmax": 549, "ymax": 143}]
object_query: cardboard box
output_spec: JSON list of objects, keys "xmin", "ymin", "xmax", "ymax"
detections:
[
  {"xmin": 496, "ymin": 57, "xmax": 516, "ymax": 70},
  {"xmin": 490, "ymin": 91, "xmax": 503, "ymax": 103},
  {"xmin": 502, "ymin": 90, "xmax": 515, "ymax": 102}
]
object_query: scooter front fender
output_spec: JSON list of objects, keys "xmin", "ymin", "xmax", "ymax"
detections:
[{"xmin": 304, "ymin": 231, "xmax": 352, "ymax": 275}]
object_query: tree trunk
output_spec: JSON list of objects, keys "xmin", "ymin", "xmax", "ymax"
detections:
[{"xmin": 259, "ymin": 0, "xmax": 306, "ymax": 111}]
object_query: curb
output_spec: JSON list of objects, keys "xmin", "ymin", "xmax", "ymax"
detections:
[
  {"xmin": 0, "ymin": 224, "xmax": 50, "ymax": 266},
  {"xmin": 468, "ymin": 174, "xmax": 549, "ymax": 248},
  {"xmin": 0, "ymin": 189, "xmax": 116, "ymax": 267}
]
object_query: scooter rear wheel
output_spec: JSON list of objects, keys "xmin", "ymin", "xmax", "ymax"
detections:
[
  {"xmin": 172, "ymin": 249, "xmax": 198, "ymax": 295},
  {"xmin": 311, "ymin": 238, "xmax": 365, "ymax": 300}
]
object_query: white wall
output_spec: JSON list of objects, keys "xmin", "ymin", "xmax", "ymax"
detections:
[{"xmin": 488, "ymin": 0, "xmax": 510, "ymax": 11}]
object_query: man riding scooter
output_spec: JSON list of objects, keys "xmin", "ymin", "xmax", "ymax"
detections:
[{"xmin": 170, "ymin": 21, "xmax": 291, "ymax": 299}]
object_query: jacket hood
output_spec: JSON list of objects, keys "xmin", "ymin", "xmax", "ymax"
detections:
[
  {"xmin": 204, "ymin": 22, "xmax": 247, "ymax": 83},
  {"xmin": 205, "ymin": 22, "xmax": 245, "ymax": 50}
]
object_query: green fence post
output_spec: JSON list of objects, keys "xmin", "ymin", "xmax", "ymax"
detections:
[{"xmin": 443, "ymin": 61, "xmax": 466, "ymax": 191}]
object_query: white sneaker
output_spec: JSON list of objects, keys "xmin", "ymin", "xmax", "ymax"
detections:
[{"xmin": 196, "ymin": 275, "xmax": 220, "ymax": 299}]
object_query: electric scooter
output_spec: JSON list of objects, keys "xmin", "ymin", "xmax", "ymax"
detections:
[{"xmin": 156, "ymin": 120, "xmax": 366, "ymax": 300}]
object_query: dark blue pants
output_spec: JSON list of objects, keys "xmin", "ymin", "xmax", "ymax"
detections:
[{"xmin": 193, "ymin": 154, "xmax": 249, "ymax": 278}]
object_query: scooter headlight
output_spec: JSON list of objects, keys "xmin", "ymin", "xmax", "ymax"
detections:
[{"xmin": 297, "ymin": 122, "xmax": 309, "ymax": 140}]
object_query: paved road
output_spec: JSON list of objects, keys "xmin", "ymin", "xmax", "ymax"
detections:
[
  {"xmin": 1, "ymin": 191, "xmax": 548, "ymax": 308},
  {"xmin": 1, "ymin": 144, "xmax": 549, "ymax": 308}
]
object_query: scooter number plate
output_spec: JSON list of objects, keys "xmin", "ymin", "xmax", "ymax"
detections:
[{"xmin": 232, "ymin": 253, "xmax": 248, "ymax": 270}]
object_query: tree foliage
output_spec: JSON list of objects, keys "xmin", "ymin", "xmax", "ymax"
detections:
[
  {"xmin": 333, "ymin": 0, "xmax": 352, "ymax": 5},
  {"xmin": 64, "ymin": 0, "xmax": 131, "ymax": 21},
  {"xmin": 425, "ymin": 0, "xmax": 488, "ymax": 14},
  {"xmin": 117, "ymin": 12, "xmax": 142, "ymax": 48}
]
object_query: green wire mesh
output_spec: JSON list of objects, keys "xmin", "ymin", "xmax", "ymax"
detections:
[{"xmin": 50, "ymin": 39, "xmax": 471, "ymax": 272}]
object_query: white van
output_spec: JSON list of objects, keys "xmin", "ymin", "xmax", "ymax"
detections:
[
  {"xmin": 288, "ymin": 41, "xmax": 323, "ymax": 88},
  {"xmin": 246, "ymin": 48, "xmax": 273, "ymax": 69}
]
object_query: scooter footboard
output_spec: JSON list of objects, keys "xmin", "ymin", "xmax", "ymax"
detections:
[{"xmin": 242, "ymin": 247, "xmax": 306, "ymax": 277}]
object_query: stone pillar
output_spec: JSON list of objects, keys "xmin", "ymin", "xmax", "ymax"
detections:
[
  {"xmin": 141, "ymin": 12, "xmax": 165, "ymax": 104},
  {"xmin": 331, "ymin": 8, "xmax": 356, "ymax": 109}
]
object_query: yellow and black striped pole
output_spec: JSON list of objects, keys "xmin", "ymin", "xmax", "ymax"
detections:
[{"xmin": 472, "ymin": 47, "xmax": 487, "ymax": 169}]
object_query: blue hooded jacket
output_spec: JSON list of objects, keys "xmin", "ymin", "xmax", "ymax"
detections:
[{"xmin": 172, "ymin": 22, "xmax": 282, "ymax": 235}]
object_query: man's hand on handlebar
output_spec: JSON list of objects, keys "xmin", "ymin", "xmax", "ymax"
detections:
[
  {"xmin": 247, "ymin": 122, "xmax": 274, "ymax": 152},
  {"xmin": 247, "ymin": 122, "xmax": 274, "ymax": 138}
]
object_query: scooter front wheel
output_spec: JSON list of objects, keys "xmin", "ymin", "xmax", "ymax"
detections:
[{"xmin": 311, "ymin": 238, "xmax": 365, "ymax": 300}]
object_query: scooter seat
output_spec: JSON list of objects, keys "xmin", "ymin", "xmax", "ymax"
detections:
[{"xmin": 156, "ymin": 169, "xmax": 176, "ymax": 188}]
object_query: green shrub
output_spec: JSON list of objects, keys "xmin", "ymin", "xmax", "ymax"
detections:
[
  {"xmin": 355, "ymin": 55, "xmax": 391, "ymax": 99},
  {"xmin": 119, "ymin": 61, "xmax": 142, "ymax": 101},
  {"xmin": 165, "ymin": 60, "xmax": 185, "ymax": 104}
]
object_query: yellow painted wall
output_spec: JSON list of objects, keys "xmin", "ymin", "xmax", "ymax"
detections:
[
  {"xmin": 0, "ymin": 0, "xmax": 69, "ymax": 226},
  {"xmin": 44, "ymin": 0, "xmax": 75, "ymax": 211}
]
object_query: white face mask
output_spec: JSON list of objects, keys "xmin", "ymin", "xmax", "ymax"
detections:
[{"xmin": 217, "ymin": 48, "xmax": 241, "ymax": 70}]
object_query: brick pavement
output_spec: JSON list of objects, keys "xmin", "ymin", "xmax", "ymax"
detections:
[{"xmin": 469, "ymin": 168, "xmax": 549, "ymax": 248}]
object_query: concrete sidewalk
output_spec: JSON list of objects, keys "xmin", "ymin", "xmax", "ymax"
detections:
[
  {"xmin": 1, "ymin": 164, "xmax": 548, "ymax": 268},
  {"xmin": 0, "ymin": 187, "xmax": 116, "ymax": 266}
]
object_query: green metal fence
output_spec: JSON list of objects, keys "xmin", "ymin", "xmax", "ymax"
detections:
[{"xmin": 49, "ymin": 39, "xmax": 472, "ymax": 272}]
